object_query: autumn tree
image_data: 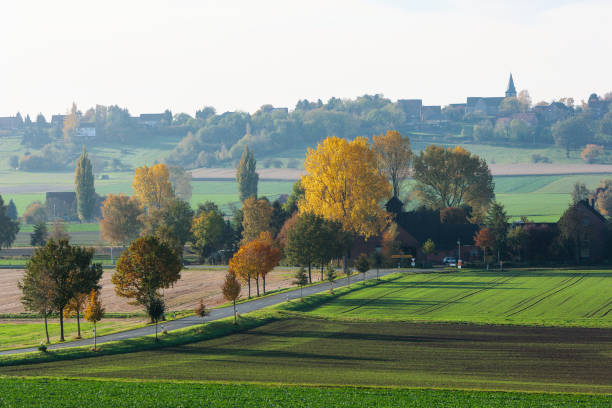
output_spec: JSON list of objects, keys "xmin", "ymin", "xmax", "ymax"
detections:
[
  {"xmin": 64, "ymin": 260, "xmax": 103, "ymax": 339},
  {"xmin": 63, "ymin": 293, "xmax": 88, "ymax": 339},
  {"xmin": 63, "ymin": 102, "xmax": 79, "ymax": 143},
  {"xmin": 300, "ymin": 136, "xmax": 391, "ymax": 243},
  {"xmin": 84, "ymin": 290, "xmax": 105, "ymax": 350},
  {"xmin": 413, "ymin": 145, "xmax": 494, "ymax": 211},
  {"xmin": 236, "ymin": 145, "xmax": 258, "ymax": 202},
  {"xmin": 23, "ymin": 201, "xmax": 47, "ymax": 224},
  {"xmin": 168, "ymin": 165, "xmax": 193, "ymax": 202},
  {"xmin": 0, "ymin": 195, "xmax": 19, "ymax": 248},
  {"xmin": 221, "ymin": 272, "xmax": 241, "ymax": 324},
  {"xmin": 293, "ymin": 267, "xmax": 308, "ymax": 300},
  {"xmin": 112, "ymin": 236, "xmax": 182, "ymax": 313},
  {"xmin": 194, "ymin": 299, "xmax": 210, "ymax": 325},
  {"xmin": 75, "ymin": 147, "xmax": 97, "ymax": 222},
  {"xmin": 440, "ymin": 207, "xmax": 467, "ymax": 224},
  {"xmin": 421, "ymin": 239, "xmax": 435, "ymax": 267},
  {"xmin": 99, "ymin": 194, "xmax": 144, "ymax": 260},
  {"xmin": 49, "ymin": 219, "xmax": 70, "ymax": 242},
  {"xmin": 132, "ymin": 163, "xmax": 175, "ymax": 210},
  {"xmin": 141, "ymin": 198, "xmax": 193, "ymax": 256},
  {"xmin": 474, "ymin": 227, "xmax": 494, "ymax": 267},
  {"xmin": 229, "ymin": 232, "xmax": 281, "ymax": 297},
  {"xmin": 373, "ymin": 130, "xmax": 412, "ymax": 199},
  {"xmin": 241, "ymin": 196, "xmax": 273, "ymax": 243}
]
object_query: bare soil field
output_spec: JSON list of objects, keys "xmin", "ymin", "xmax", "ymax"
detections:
[
  {"xmin": 0, "ymin": 267, "xmax": 300, "ymax": 314},
  {"xmin": 191, "ymin": 164, "xmax": 612, "ymax": 180}
]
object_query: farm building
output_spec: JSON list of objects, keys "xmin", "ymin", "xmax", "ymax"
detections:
[{"xmin": 46, "ymin": 192, "xmax": 78, "ymax": 221}]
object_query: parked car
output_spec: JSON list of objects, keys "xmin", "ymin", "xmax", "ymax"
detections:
[{"xmin": 442, "ymin": 257, "xmax": 457, "ymax": 266}]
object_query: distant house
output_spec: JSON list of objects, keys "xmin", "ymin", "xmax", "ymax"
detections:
[
  {"xmin": 0, "ymin": 116, "xmax": 20, "ymax": 130},
  {"xmin": 533, "ymin": 102, "xmax": 572, "ymax": 124},
  {"xmin": 46, "ymin": 192, "xmax": 77, "ymax": 221},
  {"xmin": 511, "ymin": 112, "xmax": 538, "ymax": 126},
  {"xmin": 465, "ymin": 74, "xmax": 516, "ymax": 116},
  {"xmin": 75, "ymin": 124, "xmax": 96, "ymax": 138},
  {"xmin": 51, "ymin": 114, "xmax": 66, "ymax": 127},
  {"xmin": 138, "ymin": 113, "xmax": 166, "ymax": 127},
  {"xmin": 397, "ymin": 99, "xmax": 422, "ymax": 122}
]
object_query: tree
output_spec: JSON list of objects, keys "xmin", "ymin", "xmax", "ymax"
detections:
[
  {"xmin": 484, "ymin": 201, "xmax": 509, "ymax": 264},
  {"xmin": 168, "ymin": 165, "xmax": 193, "ymax": 202},
  {"xmin": 282, "ymin": 180, "xmax": 304, "ymax": 215},
  {"xmin": 18, "ymin": 261, "xmax": 56, "ymax": 344},
  {"xmin": 558, "ymin": 204, "xmax": 591, "ymax": 263},
  {"xmin": 75, "ymin": 147, "xmax": 96, "ymax": 222},
  {"xmin": 236, "ymin": 146, "xmax": 258, "ymax": 202},
  {"xmin": 63, "ymin": 102, "xmax": 79, "ymax": 143},
  {"xmin": 552, "ymin": 116, "xmax": 593, "ymax": 158},
  {"xmin": 142, "ymin": 198, "xmax": 194, "ymax": 257},
  {"xmin": 9, "ymin": 155, "xmax": 19, "ymax": 169},
  {"xmin": 354, "ymin": 253, "xmax": 370, "ymax": 283},
  {"xmin": 147, "ymin": 295, "xmax": 165, "ymax": 341},
  {"xmin": 370, "ymin": 251, "xmax": 383, "ymax": 280},
  {"xmin": 597, "ymin": 188, "xmax": 612, "ymax": 217},
  {"xmin": 112, "ymin": 236, "xmax": 182, "ymax": 312},
  {"xmin": 373, "ymin": 130, "xmax": 412, "ymax": 199},
  {"xmin": 132, "ymin": 164, "xmax": 175, "ymax": 210},
  {"xmin": 581, "ymin": 144, "xmax": 604, "ymax": 163},
  {"xmin": 63, "ymin": 293, "xmax": 88, "ymax": 339},
  {"xmin": 572, "ymin": 182, "xmax": 591, "ymax": 205},
  {"xmin": 191, "ymin": 205, "xmax": 226, "ymax": 262},
  {"xmin": 6, "ymin": 199, "xmax": 17, "ymax": 220},
  {"xmin": 300, "ymin": 136, "xmax": 391, "ymax": 239},
  {"xmin": 284, "ymin": 212, "xmax": 327, "ymax": 283},
  {"xmin": 228, "ymin": 233, "xmax": 281, "ymax": 297},
  {"xmin": 30, "ymin": 221, "xmax": 48, "ymax": 246},
  {"xmin": 326, "ymin": 265, "xmax": 337, "ymax": 292},
  {"xmin": 84, "ymin": 290, "xmax": 105, "ymax": 350},
  {"xmin": 49, "ymin": 219, "xmax": 70, "ymax": 242},
  {"xmin": 23, "ymin": 201, "xmax": 47, "ymax": 224},
  {"xmin": 507, "ymin": 226, "xmax": 528, "ymax": 262},
  {"xmin": 473, "ymin": 120, "xmax": 493, "ymax": 142},
  {"xmin": 499, "ymin": 97, "xmax": 520, "ymax": 115},
  {"xmin": 99, "ymin": 194, "xmax": 144, "ymax": 252},
  {"xmin": 241, "ymin": 197, "xmax": 273, "ymax": 244},
  {"xmin": 509, "ymin": 119, "xmax": 532, "ymax": 142},
  {"xmin": 421, "ymin": 239, "xmax": 435, "ymax": 267},
  {"xmin": 221, "ymin": 272, "xmax": 241, "ymax": 324},
  {"xmin": 63, "ymin": 259, "xmax": 103, "ymax": 339},
  {"xmin": 413, "ymin": 145, "xmax": 494, "ymax": 212},
  {"xmin": 474, "ymin": 227, "xmax": 494, "ymax": 267},
  {"xmin": 293, "ymin": 267, "xmax": 308, "ymax": 300},
  {"xmin": 518, "ymin": 90, "xmax": 532, "ymax": 111},
  {"xmin": 0, "ymin": 195, "xmax": 19, "ymax": 248},
  {"xmin": 440, "ymin": 207, "xmax": 467, "ymax": 224},
  {"xmin": 194, "ymin": 299, "xmax": 210, "ymax": 325}
]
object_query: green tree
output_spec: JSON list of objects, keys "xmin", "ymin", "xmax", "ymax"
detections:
[
  {"xmin": 558, "ymin": 204, "xmax": 591, "ymax": 263},
  {"xmin": 507, "ymin": 226, "xmax": 528, "ymax": 262},
  {"xmin": 112, "ymin": 236, "xmax": 182, "ymax": 312},
  {"xmin": 191, "ymin": 204, "xmax": 226, "ymax": 263},
  {"xmin": 18, "ymin": 260, "xmax": 56, "ymax": 344},
  {"xmin": 236, "ymin": 146, "xmax": 258, "ymax": 202},
  {"xmin": 326, "ymin": 265, "xmax": 337, "ymax": 292},
  {"xmin": 421, "ymin": 239, "xmax": 435, "ymax": 267},
  {"xmin": 0, "ymin": 195, "xmax": 20, "ymax": 248},
  {"xmin": 552, "ymin": 116, "xmax": 593, "ymax": 158},
  {"xmin": 142, "ymin": 198, "xmax": 194, "ymax": 257},
  {"xmin": 282, "ymin": 180, "xmax": 304, "ymax": 215},
  {"xmin": 75, "ymin": 147, "xmax": 96, "ymax": 222},
  {"xmin": 6, "ymin": 199, "xmax": 17, "ymax": 220},
  {"xmin": 9, "ymin": 155, "xmax": 19, "ymax": 169},
  {"xmin": 30, "ymin": 222, "xmax": 48, "ymax": 246},
  {"xmin": 354, "ymin": 253, "xmax": 370, "ymax": 283},
  {"xmin": 293, "ymin": 267, "xmax": 308, "ymax": 300},
  {"xmin": 484, "ymin": 201, "xmax": 509, "ymax": 264},
  {"xmin": 147, "ymin": 295, "xmax": 165, "ymax": 341}
]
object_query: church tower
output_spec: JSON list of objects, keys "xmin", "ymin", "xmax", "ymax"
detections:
[{"xmin": 505, "ymin": 73, "xmax": 517, "ymax": 97}]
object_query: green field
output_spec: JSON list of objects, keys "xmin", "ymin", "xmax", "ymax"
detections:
[
  {"xmin": 286, "ymin": 270, "xmax": 612, "ymax": 327},
  {"xmin": 2, "ymin": 378, "xmax": 610, "ymax": 408}
]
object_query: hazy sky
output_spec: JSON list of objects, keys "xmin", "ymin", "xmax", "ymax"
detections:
[{"xmin": 1, "ymin": 0, "xmax": 611, "ymax": 117}]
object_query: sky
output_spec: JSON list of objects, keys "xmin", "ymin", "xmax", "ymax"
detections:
[{"xmin": 1, "ymin": 0, "xmax": 611, "ymax": 118}]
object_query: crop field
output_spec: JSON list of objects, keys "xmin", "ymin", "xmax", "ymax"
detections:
[
  {"xmin": 1, "ymin": 378, "xmax": 611, "ymax": 408},
  {"xmin": 2, "ymin": 317, "xmax": 612, "ymax": 393},
  {"xmin": 288, "ymin": 269, "xmax": 612, "ymax": 327}
]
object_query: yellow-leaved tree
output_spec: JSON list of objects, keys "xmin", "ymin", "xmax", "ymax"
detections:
[
  {"xmin": 299, "ymin": 136, "xmax": 391, "ymax": 239},
  {"xmin": 373, "ymin": 130, "xmax": 412, "ymax": 199},
  {"xmin": 132, "ymin": 164, "xmax": 175, "ymax": 210}
]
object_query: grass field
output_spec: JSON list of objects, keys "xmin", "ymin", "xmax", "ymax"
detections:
[
  {"xmin": 285, "ymin": 270, "xmax": 612, "ymax": 327},
  {"xmin": 0, "ymin": 319, "xmax": 144, "ymax": 351},
  {"xmin": 1, "ymin": 378, "xmax": 611, "ymax": 408}
]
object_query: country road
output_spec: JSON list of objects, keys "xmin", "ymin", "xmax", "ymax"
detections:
[{"xmin": 0, "ymin": 267, "xmax": 416, "ymax": 356}]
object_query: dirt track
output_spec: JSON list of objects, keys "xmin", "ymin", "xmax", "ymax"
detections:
[{"xmin": 0, "ymin": 267, "xmax": 299, "ymax": 314}]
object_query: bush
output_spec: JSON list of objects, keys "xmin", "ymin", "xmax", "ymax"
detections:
[
  {"xmin": 38, "ymin": 342, "xmax": 47, "ymax": 352},
  {"xmin": 531, "ymin": 154, "xmax": 551, "ymax": 164}
]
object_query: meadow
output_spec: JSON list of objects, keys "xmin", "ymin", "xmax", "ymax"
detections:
[
  {"xmin": 1, "ymin": 378, "xmax": 611, "ymax": 408},
  {"xmin": 284, "ymin": 269, "xmax": 612, "ymax": 327}
]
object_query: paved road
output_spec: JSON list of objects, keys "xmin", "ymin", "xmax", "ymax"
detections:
[{"xmin": 1, "ymin": 268, "xmax": 418, "ymax": 356}]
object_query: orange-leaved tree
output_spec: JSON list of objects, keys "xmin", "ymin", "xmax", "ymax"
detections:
[
  {"xmin": 99, "ymin": 194, "xmax": 144, "ymax": 261},
  {"xmin": 132, "ymin": 163, "xmax": 175, "ymax": 210},
  {"xmin": 474, "ymin": 227, "xmax": 495, "ymax": 267},
  {"xmin": 84, "ymin": 289, "xmax": 105, "ymax": 350},
  {"xmin": 373, "ymin": 130, "xmax": 412, "ymax": 199},
  {"xmin": 221, "ymin": 272, "xmax": 241, "ymax": 324},
  {"xmin": 299, "ymin": 136, "xmax": 391, "ymax": 253},
  {"xmin": 228, "ymin": 232, "xmax": 281, "ymax": 297}
]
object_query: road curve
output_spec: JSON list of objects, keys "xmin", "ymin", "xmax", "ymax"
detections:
[{"xmin": 0, "ymin": 268, "xmax": 418, "ymax": 356}]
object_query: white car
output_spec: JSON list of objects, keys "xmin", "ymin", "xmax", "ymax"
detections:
[{"xmin": 442, "ymin": 257, "xmax": 457, "ymax": 266}]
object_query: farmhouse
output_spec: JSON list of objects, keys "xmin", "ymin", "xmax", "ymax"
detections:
[
  {"xmin": 465, "ymin": 74, "xmax": 516, "ymax": 116},
  {"xmin": 46, "ymin": 192, "xmax": 77, "ymax": 221}
]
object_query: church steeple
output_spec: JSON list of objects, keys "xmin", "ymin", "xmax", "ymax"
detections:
[{"xmin": 505, "ymin": 73, "xmax": 517, "ymax": 97}]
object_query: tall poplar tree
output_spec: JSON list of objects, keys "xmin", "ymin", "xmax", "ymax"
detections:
[
  {"xmin": 236, "ymin": 146, "xmax": 258, "ymax": 202},
  {"xmin": 75, "ymin": 147, "xmax": 96, "ymax": 222}
]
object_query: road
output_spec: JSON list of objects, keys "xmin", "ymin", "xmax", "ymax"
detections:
[{"xmin": 0, "ymin": 268, "xmax": 415, "ymax": 356}]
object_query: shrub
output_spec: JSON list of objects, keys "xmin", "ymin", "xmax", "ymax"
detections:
[
  {"xmin": 38, "ymin": 342, "xmax": 47, "ymax": 352},
  {"xmin": 581, "ymin": 144, "xmax": 604, "ymax": 163}
]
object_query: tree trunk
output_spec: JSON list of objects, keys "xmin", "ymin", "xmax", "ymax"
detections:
[
  {"xmin": 44, "ymin": 311, "xmax": 50, "ymax": 344},
  {"xmin": 347, "ymin": 270, "xmax": 351, "ymax": 287},
  {"xmin": 76, "ymin": 304, "xmax": 81, "ymax": 339},
  {"xmin": 320, "ymin": 265, "xmax": 324, "ymax": 282},
  {"xmin": 59, "ymin": 306, "xmax": 65, "ymax": 341},
  {"xmin": 308, "ymin": 263, "xmax": 312, "ymax": 284},
  {"xmin": 155, "ymin": 321, "xmax": 158, "ymax": 341},
  {"xmin": 300, "ymin": 286, "xmax": 303, "ymax": 299},
  {"xmin": 94, "ymin": 322, "xmax": 97, "ymax": 350},
  {"xmin": 255, "ymin": 275, "xmax": 260, "ymax": 297},
  {"xmin": 233, "ymin": 300, "xmax": 237, "ymax": 324},
  {"xmin": 263, "ymin": 274, "xmax": 266, "ymax": 295},
  {"xmin": 248, "ymin": 279, "xmax": 251, "ymax": 298}
]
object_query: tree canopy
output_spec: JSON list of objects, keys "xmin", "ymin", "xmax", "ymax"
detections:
[
  {"xmin": 373, "ymin": 130, "xmax": 412, "ymax": 199},
  {"xmin": 75, "ymin": 147, "xmax": 96, "ymax": 222},
  {"xmin": 132, "ymin": 164, "xmax": 175, "ymax": 210},
  {"xmin": 0, "ymin": 195, "xmax": 19, "ymax": 249},
  {"xmin": 236, "ymin": 146, "xmax": 258, "ymax": 202}
]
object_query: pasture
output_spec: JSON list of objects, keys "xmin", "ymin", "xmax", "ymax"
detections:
[
  {"xmin": 2, "ymin": 378, "xmax": 611, "ymax": 408},
  {"xmin": 288, "ymin": 269, "xmax": 612, "ymax": 328}
]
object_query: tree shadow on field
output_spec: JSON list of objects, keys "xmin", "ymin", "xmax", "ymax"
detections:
[
  {"xmin": 382, "ymin": 281, "xmax": 521, "ymax": 290},
  {"xmin": 459, "ymin": 270, "xmax": 612, "ymax": 278}
]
